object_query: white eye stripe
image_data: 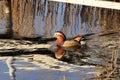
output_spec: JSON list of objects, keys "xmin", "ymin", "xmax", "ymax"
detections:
[{"xmin": 55, "ymin": 33, "xmax": 63, "ymax": 36}]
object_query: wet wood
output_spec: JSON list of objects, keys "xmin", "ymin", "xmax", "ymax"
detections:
[
  {"xmin": 0, "ymin": 38, "xmax": 56, "ymax": 54},
  {"xmin": 50, "ymin": 0, "xmax": 120, "ymax": 10}
]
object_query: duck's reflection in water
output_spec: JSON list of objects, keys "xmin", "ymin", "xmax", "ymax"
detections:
[
  {"xmin": 54, "ymin": 45, "xmax": 87, "ymax": 65},
  {"xmin": 54, "ymin": 46, "xmax": 66, "ymax": 60}
]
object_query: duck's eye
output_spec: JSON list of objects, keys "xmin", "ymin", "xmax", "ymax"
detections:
[
  {"xmin": 55, "ymin": 33, "xmax": 61, "ymax": 36},
  {"xmin": 55, "ymin": 33, "xmax": 58, "ymax": 36}
]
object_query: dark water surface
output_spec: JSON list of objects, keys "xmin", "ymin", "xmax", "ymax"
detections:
[{"xmin": 0, "ymin": 0, "xmax": 120, "ymax": 80}]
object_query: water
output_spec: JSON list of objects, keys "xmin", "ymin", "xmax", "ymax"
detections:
[{"xmin": 0, "ymin": 0, "xmax": 120, "ymax": 80}]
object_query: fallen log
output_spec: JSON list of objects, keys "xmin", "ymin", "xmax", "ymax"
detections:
[{"xmin": 0, "ymin": 38, "xmax": 56, "ymax": 54}]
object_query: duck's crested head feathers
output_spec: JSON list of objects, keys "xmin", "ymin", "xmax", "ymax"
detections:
[{"xmin": 53, "ymin": 31, "xmax": 66, "ymax": 45}]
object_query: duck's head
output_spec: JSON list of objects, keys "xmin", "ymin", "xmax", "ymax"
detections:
[
  {"xmin": 53, "ymin": 31, "xmax": 66, "ymax": 46},
  {"xmin": 74, "ymin": 35, "xmax": 82, "ymax": 42},
  {"xmin": 74, "ymin": 35, "xmax": 86, "ymax": 45}
]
